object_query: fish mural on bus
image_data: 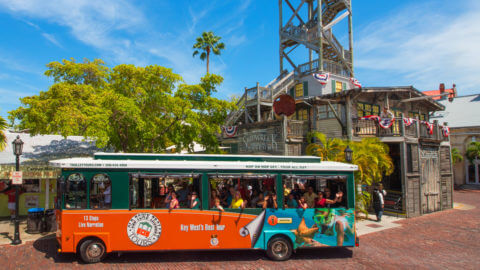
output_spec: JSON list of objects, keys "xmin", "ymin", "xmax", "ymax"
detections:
[{"xmin": 241, "ymin": 208, "xmax": 355, "ymax": 249}]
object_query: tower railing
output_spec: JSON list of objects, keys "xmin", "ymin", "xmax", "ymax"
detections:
[{"xmin": 296, "ymin": 58, "xmax": 350, "ymax": 77}]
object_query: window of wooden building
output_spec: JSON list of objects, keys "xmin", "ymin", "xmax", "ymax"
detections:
[
  {"xmin": 296, "ymin": 108, "xmax": 308, "ymax": 120},
  {"xmin": 408, "ymin": 111, "xmax": 427, "ymax": 121},
  {"xmin": 357, "ymin": 102, "xmax": 380, "ymax": 117},
  {"xmin": 331, "ymin": 80, "xmax": 347, "ymax": 93},
  {"xmin": 317, "ymin": 104, "xmax": 338, "ymax": 119}
]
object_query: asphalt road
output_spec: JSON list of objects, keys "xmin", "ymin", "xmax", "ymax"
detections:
[{"xmin": 1, "ymin": 190, "xmax": 479, "ymax": 269}]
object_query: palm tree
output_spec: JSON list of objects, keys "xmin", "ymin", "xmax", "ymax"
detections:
[
  {"xmin": 192, "ymin": 31, "xmax": 225, "ymax": 74},
  {"xmin": 0, "ymin": 115, "xmax": 7, "ymax": 151},
  {"xmin": 466, "ymin": 142, "xmax": 480, "ymax": 163},
  {"xmin": 305, "ymin": 131, "xmax": 344, "ymax": 161},
  {"xmin": 348, "ymin": 138, "xmax": 394, "ymax": 215},
  {"xmin": 451, "ymin": 148, "xmax": 463, "ymax": 165}
]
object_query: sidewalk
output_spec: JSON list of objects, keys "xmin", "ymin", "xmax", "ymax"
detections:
[
  {"xmin": 0, "ymin": 219, "xmax": 51, "ymax": 246},
  {"xmin": 356, "ymin": 213, "xmax": 403, "ymax": 236}
]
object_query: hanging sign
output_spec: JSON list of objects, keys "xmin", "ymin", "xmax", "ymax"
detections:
[{"xmin": 11, "ymin": 171, "xmax": 23, "ymax": 185}]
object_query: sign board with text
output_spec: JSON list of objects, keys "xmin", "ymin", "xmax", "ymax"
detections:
[{"xmin": 11, "ymin": 171, "xmax": 23, "ymax": 185}]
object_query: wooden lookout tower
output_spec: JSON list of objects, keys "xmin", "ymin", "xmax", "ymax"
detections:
[
  {"xmin": 279, "ymin": 0, "xmax": 354, "ymax": 79},
  {"xmin": 225, "ymin": 0, "xmax": 355, "ymax": 128}
]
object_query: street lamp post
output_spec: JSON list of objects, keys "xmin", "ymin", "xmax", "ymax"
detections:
[
  {"xmin": 12, "ymin": 135, "xmax": 23, "ymax": 245},
  {"xmin": 344, "ymin": 145, "xmax": 353, "ymax": 163}
]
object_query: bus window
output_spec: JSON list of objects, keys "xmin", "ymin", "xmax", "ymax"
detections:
[
  {"xmin": 282, "ymin": 175, "xmax": 348, "ymax": 208},
  {"xmin": 129, "ymin": 174, "xmax": 201, "ymax": 209},
  {"xmin": 90, "ymin": 174, "xmax": 111, "ymax": 209},
  {"xmin": 65, "ymin": 173, "xmax": 87, "ymax": 209},
  {"xmin": 208, "ymin": 174, "xmax": 276, "ymax": 209}
]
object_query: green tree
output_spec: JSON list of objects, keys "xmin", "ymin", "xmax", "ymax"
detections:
[
  {"xmin": 192, "ymin": 31, "xmax": 225, "ymax": 74},
  {"xmin": 451, "ymin": 148, "xmax": 463, "ymax": 165},
  {"xmin": 9, "ymin": 58, "xmax": 235, "ymax": 153},
  {"xmin": 0, "ymin": 115, "xmax": 7, "ymax": 151},
  {"xmin": 466, "ymin": 142, "xmax": 480, "ymax": 163},
  {"xmin": 305, "ymin": 131, "xmax": 344, "ymax": 161}
]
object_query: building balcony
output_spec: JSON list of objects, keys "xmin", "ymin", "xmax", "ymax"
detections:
[{"xmin": 353, "ymin": 118, "xmax": 450, "ymax": 142}]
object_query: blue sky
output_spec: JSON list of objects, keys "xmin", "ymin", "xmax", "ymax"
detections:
[{"xmin": 1, "ymin": 0, "xmax": 479, "ymax": 120}]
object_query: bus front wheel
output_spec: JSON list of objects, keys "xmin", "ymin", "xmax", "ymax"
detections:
[
  {"xmin": 79, "ymin": 238, "xmax": 106, "ymax": 263},
  {"xmin": 266, "ymin": 236, "xmax": 292, "ymax": 261}
]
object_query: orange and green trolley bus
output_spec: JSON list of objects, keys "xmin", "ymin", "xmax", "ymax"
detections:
[{"xmin": 51, "ymin": 153, "xmax": 358, "ymax": 263}]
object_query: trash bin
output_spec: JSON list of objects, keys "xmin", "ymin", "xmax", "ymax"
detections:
[
  {"xmin": 26, "ymin": 208, "xmax": 44, "ymax": 234},
  {"xmin": 43, "ymin": 209, "xmax": 57, "ymax": 232}
]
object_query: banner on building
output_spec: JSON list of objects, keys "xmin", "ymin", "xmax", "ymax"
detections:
[{"xmin": 313, "ymin": 73, "xmax": 330, "ymax": 85}]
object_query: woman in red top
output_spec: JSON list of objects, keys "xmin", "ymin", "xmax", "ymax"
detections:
[
  {"xmin": 315, "ymin": 191, "xmax": 327, "ymax": 208},
  {"xmin": 315, "ymin": 191, "xmax": 339, "ymax": 208}
]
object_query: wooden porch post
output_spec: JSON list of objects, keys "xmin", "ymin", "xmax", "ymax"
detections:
[
  {"xmin": 244, "ymin": 87, "xmax": 248, "ymax": 124},
  {"xmin": 348, "ymin": 0, "xmax": 354, "ymax": 76},
  {"xmin": 279, "ymin": 0, "xmax": 283, "ymax": 74},
  {"xmin": 257, "ymin": 82, "xmax": 261, "ymax": 122},
  {"xmin": 317, "ymin": 0, "xmax": 323, "ymax": 71},
  {"xmin": 400, "ymin": 113, "xmax": 405, "ymax": 136},
  {"xmin": 346, "ymin": 94, "xmax": 353, "ymax": 140}
]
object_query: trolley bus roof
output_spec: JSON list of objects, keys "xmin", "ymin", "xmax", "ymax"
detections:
[
  {"xmin": 50, "ymin": 155, "xmax": 358, "ymax": 171},
  {"xmin": 92, "ymin": 152, "xmax": 322, "ymax": 163}
]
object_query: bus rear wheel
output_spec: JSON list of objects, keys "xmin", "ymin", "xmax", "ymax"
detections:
[
  {"xmin": 79, "ymin": 239, "xmax": 106, "ymax": 263},
  {"xmin": 266, "ymin": 236, "xmax": 292, "ymax": 261}
]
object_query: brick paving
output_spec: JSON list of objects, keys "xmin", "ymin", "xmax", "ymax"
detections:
[{"xmin": 1, "ymin": 190, "xmax": 479, "ymax": 269}]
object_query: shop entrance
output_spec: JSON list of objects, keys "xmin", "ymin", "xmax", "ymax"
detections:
[
  {"xmin": 420, "ymin": 146, "xmax": 441, "ymax": 214},
  {"xmin": 382, "ymin": 143, "xmax": 403, "ymax": 213},
  {"xmin": 466, "ymin": 159, "xmax": 480, "ymax": 184}
]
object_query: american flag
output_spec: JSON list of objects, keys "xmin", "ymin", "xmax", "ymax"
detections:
[{"xmin": 313, "ymin": 73, "xmax": 330, "ymax": 85}]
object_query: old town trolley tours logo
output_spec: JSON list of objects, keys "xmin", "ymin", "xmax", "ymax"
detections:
[{"xmin": 127, "ymin": 213, "xmax": 162, "ymax": 246}]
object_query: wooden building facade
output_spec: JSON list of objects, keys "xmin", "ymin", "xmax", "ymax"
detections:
[{"xmin": 221, "ymin": 0, "xmax": 453, "ymax": 217}]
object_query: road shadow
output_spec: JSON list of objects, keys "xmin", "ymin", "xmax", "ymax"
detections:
[
  {"xmin": 33, "ymin": 234, "xmax": 76, "ymax": 263},
  {"xmin": 103, "ymin": 246, "xmax": 352, "ymax": 264},
  {"xmin": 0, "ymin": 232, "xmax": 13, "ymax": 242},
  {"xmin": 33, "ymin": 234, "xmax": 352, "ymax": 264}
]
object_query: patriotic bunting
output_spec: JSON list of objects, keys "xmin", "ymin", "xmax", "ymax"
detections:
[
  {"xmin": 403, "ymin": 118, "xmax": 416, "ymax": 127},
  {"xmin": 422, "ymin": 121, "xmax": 434, "ymax": 135},
  {"xmin": 441, "ymin": 126, "xmax": 450, "ymax": 137},
  {"xmin": 222, "ymin": 126, "xmax": 238, "ymax": 137},
  {"xmin": 350, "ymin": 77, "xmax": 362, "ymax": 88},
  {"xmin": 313, "ymin": 72, "xmax": 330, "ymax": 85},
  {"xmin": 360, "ymin": 115, "xmax": 396, "ymax": 129}
]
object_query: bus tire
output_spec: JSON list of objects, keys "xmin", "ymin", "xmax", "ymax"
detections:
[
  {"xmin": 79, "ymin": 238, "xmax": 106, "ymax": 264},
  {"xmin": 266, "ymin": 236, "xmax": 292, "ymax": 261}
]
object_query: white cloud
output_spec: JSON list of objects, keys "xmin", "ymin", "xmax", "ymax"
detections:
[
  {"xmin": 0, "ymin": 0, "xmax": 248, "ymax": 94},
  {"xmin": 228, "ymin": 34, "xmax": 247, "ymax": 47},
  {"xmin": 41, "ymin": 33, "xmax": 62, "ymax": 48},
  {"xmin": 0, "ymin": 0, "xmax": 143, "ymax": 48},
  {"xmin": 355, "ymin": 1, "xmax": 480, "ymax": 94}
]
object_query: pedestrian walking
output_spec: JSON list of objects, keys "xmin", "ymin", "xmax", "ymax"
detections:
[{"xmin": 373, "ymin": 183, "xmax": 387, "ymax": 222}]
